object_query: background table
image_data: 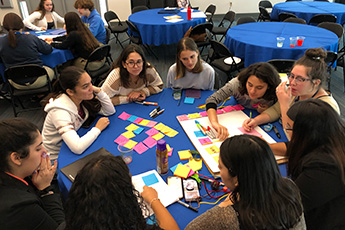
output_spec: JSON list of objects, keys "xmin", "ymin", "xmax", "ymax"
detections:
[
  {"xmin": 224, "ymin": 22, "xmax": 338, "ymax": 67},
  {"xmin": 271, "ymin": 1, "xmax": 345, "ymax": 24},
  {"xmin": 57, "ymin": 88, "xmax": 288, "ymax": 229},
  {"xmin": 128, "ymin": 8, "xmax": 206, "ymax": 46}
]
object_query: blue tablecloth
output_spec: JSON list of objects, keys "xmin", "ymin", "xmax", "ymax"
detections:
[
  {"xmin": 271, "ymin": 1, "xmax": 345, "ymax": 24},
  {"xmin": 128, "ymin": 8, "xmax": 206, "ymax": 45},
  {"xmin": 57, "ymin": 88, "xmax": 288, "ymax": 229},
  {"xmin": 224, "ymin": 22, "xmax": 338, "ymax": 67}
]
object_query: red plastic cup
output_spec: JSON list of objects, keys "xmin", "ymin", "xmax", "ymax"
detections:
[
  {"xmin": 297, "ymin": 36, "xmax": 305, "ymax": 46},
  {"xmin": 289, "ymin": 37, "xmax": 297, "ymax": 47}
]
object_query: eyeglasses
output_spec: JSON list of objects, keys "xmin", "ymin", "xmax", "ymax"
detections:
[
  {"xmin": 287, "ymin": 72, "xmax": 312, "ymax": 84},
  {"xmin": 125, "ymin": 60, "xmax": 143, "ymax": 68}
]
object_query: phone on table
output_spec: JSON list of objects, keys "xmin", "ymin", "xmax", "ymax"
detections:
[
  {"xmin": 167, "ymin": 176, "xmax": 183, "ymax": 199},
  {"xmin": 182, "ymin": 178, "xmax": 200, "ymax": 202}
]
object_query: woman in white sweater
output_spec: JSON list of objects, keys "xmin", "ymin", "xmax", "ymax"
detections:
[
  {"xmin": 23, "ymin": 0, "xmax": 64, "ymax": 31},
  {"xmin": 42, "ymin": 66, "xmax": 115, "ymax": 160}
]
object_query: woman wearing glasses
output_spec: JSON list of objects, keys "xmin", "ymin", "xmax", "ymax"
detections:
[
  {"xmin": 243, "ymin": 48, "xmax": 340, "ymax": 134},
  {"xmin": 101, "ymin": 44, "xmax": 163, "ymax": 105}
]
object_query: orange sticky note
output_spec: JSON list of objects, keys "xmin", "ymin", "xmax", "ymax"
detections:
[
  {"xmin": 152, "ymin": 132, "xmax": 165, "ymax": 141},
  {"xmin": 173, "ymin": 164, "xmax": 191, "ymax": 178},
  {"xmin": 178, "ymin": 150, "xmax": 192, "ymax": 160}
]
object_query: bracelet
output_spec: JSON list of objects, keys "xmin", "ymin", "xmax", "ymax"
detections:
[{"xmin": 149, "ymin": 198, "xmax": 160, "ymax": 207}]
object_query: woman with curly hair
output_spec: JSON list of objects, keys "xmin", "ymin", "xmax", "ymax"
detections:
[
  {"xmin": 23, "ymin": 0, "xmax": 64, "ymax": 31},
  {"xmin": 61, "ymin": 155, "xmax": 179, "ymax": 230}
]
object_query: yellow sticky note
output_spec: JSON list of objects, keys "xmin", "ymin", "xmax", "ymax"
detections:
[
  {"xmin": 186, "ymin": 158, "xmax": 203, "ymax": 171},
  {"xmin": 205, "ymin": 145, "xmax": 220, "ymax": 155},
  {"xmin": 166, "ymin": 144, "xmax": 172, "ymax": 152},
  {"xmin": 161, "ymin": 126, "xmax": 173, "ymax": 134},
  {"xmin": 166, "ymin": 130, "xmax": 179, "ymax": 137},
  {"xmin": 124, "ymin": 140, "xmax": 137, "ymax": 149},
  {"xmin": 122, "ymin": 131, "xmax": 135, "ymax": 139},
  {"xmin": 173, "ymin": 164, "xmax": 191, "ymax": 178},
  {"xmin": 188, "ymin": 113, "xmax": 201, "ymax": 119},
  {"xmin": 125, "ymin": 124, "xmax": 140, "ymax": 131},
  {"xmin": 152, "ymin": 132, "xmax": 165, "ymax": 141},
  {"xmin": 138, "ymin": 119, "xmax": 150, "ymax": 126},
  {"xmin": 213, "ymin": 154, "xmax": 219, "ymax": 164},
  {"xmin": 154, "ymin": 123, "xmax": 166, "ymax": 131},
  {"xmin": 178, "ymin": 150, "xmax": 192, "ymax": 160}
]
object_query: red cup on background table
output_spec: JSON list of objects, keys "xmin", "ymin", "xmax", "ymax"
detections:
[
  {"xmin": 289, "ymin": 37, "xmax": 297, "ymax": 47},
  {"xmin": 297, "ymin": 36, "xmax": 305, "ymax": 46}
]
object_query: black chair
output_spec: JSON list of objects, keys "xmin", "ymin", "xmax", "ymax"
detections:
[
  {"xmin": 105, "ymin": 27, "xmax": 111, "ymax": 44},
  {"xmin": 267, "ymin": 59, "xmax": 295, "ymax": 73},
  {"xmin": 236, "ymin": 16, "xmax": 256, "ymax": 25},
  {"xmin": 283, "ymin": 17, "xmax": 307, "ymax": 24},
  {"xmin": 84, "ymin": 45, "xmax": 113, "ymax": 85},
  {"xmin": 324, "ymin": 51, "xmax": 337, "ymax": 91},
  {"xmin": 189, "ymin": 22, "xmax": 213, "ymax": 55},
  {"xmin": 104, "ymin": 11, "xmax": 128, "ymax": 48},
  {"xmin": 317, "ymin": 22, "xmax": 343, "ymax": 44},
  {"xmin": 131, "ymin": 0, "xmax": 148, "ymax": 9},
  {"xmin": 259, "ymin": 0, "xmax": 273, "ymax": 9},
  {"xmin": 308, "ymin": 14, "xmax": 337, "ymax": 26},
  {"xmin": 208, "ymin": 40, "xmax": 244, "ymax": 81},
  {"xmin": 278, "ymin": 12, "xmax": 297, "ymax": 22},
  {"xmin": 211, "ymin": 11, "xmax": 235, "ymax": 42},
  {"xmin": 205, "ymin": 4, "xmax": 216, "ymax": 24},
  {"xmin": 126, "ymin": 20, "xmax": 158, "ymax": 59},
  {"xmin": 165, "ymin": 0, "xmax": 177, "ymax": 7},
  {"xmin": 132, "ymin": 5, "xmax": 149, "ymax": 13},
  {"xmin": 4, "ymin": 64, "xmax": 52, "ymax": 117},
  {"xmin": 148, "ymin": 0, "xmax": 165, "ymax": 8},
  {"xmin": 257, "ymin": 6, "xmax": 271, "ymax": 22}
]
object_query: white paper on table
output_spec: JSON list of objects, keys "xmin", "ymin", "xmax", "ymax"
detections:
[
  {"xmin": 132, "ymin": 170, "xmax": 179, "ymax": 218},
  {"xmin": 180, "ymin": 8, "xmax": 194, "ymax": 12},
  {"xmin": 191, "ymin": 12, "xmax": 206, "ymax": 18},
  {"xmin": 166, "ymin": 19, "xmax": 184, "ymax": 23},
  {"xmin": 38, "ymin": 34, "xmax": 63, "ymax": 40}
]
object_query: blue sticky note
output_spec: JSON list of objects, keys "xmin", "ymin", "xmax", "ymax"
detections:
[
  {"xmin": 184, "ymin": 97, "xmax": 195, "ymax": 104},
  {"xmin": 170, "ymin": 162, "xmax": 183, "ymax": 173},
  {"xmin": 142, "ymin": 173, "xmax": 159, "ymax": 186},
  {"xmin": 133, "ymin": 127, "xmax": 144, "ymax": 134},
  {"xmin": 194, "ymin": 130, "xmax": 206, "ymax": 137},
  {"xmin": 127, "ymin": 115, "xmax": 138, "ymax": 122}
]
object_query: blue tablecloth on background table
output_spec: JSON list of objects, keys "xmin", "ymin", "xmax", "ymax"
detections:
[
  {"xmin": 271, "ymin": 1, "xmax": 345, "ymax": 24},
  {"xmin": 128, "ymin": 8, "xmax": 206, "ymax": 46},
  {"xmin": 224, "ymin": 22, "xmax": 338, "ymax": 67},
  {"xmin": 57, "ymin": 88, "xmax": 288, "ymax": 229}
]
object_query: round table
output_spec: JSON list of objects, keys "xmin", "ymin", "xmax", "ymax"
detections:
[
  {"xmin": 271, "ymin": 1, "xmax": 345, "ymax": 24},
  {"xmin": 224, "ymin": 22, "xmax": 338, "ymax": 67},
  {"xmin": 128, "ymin": 8, "xmax": 206, "ymax": 46}
]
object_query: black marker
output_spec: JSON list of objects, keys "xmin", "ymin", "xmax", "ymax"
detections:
[
  {"xmin": 272, "ymin": 125, "xmax": 281, "ymax": 139},
  {"xmin": 177, "ymin": 200, "xmax": 198, "ymax": 212}
]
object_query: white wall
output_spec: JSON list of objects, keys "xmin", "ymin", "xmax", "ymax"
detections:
[{"xmin": 0, "ymin": 1, "xmax": 21, "ymax": 23}]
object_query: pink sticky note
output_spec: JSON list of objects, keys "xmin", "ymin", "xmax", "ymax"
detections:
[
  {"xmin": 238, "ymin": 127, "xmax": 262, "ymax": 137},
  {"xmin": 133, "ymin": 117, "xmax": 144, "ymax": 124},
  {"xmin": 133, "ymin": 142, "xmax": 149, "ymax": 154},
  {"xmin": 145, "ymin": 128, "xmax": 160, "ymax": 136},
  {"xmin": 143, "ymin": 136, "xmax": 157, "ymax": 148},
  {"xmin": 198, "ymin": 137, "xmax": 212, "ymax": 145},
  {"xmin": 233, "ymin": 104, "xmax": 245, "ymax": 111},
  {"xmin": 118, "ymin": 112, "xmax": 131, "ymax": 120},
  {"xmin": 114, "ymin": 135, "xmax": 130, "ymax": 145},
  {"xmin": 216, "ymin": 109, "xmax": 224, "ymax": 114},
  {"xmin": 222, "ymin": 106, "xmax": 234, "ymax": 112},
  {"xmin": 146, "ymin": 121, "xmax": 158, "ymax": 127},
  {"xmin": 176, "ymin": 115, "xmax": 189, "ymax": 121},
  {"xmin": 199, "ymin": 111, "xmax": 208, "ymax": 117},
  {"xmin": 186, "ymin": 166, "xmax": 195, "ymax": 177},
  {"xmin": 168, "ymin": 148, "xmax": 173, "ymax": 157}
]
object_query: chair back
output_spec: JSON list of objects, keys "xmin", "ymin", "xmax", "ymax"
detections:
[
  {"xmin": 210, "ymin": 40, "xmax": 233, "ymax": 59},
  {"xmin": 317, "ymin": 22, "xmax": 343, "ymax": 42},
  {"xmin": 205, "ymin": 4, "xmax": 216, "ymax": 23},
  {"xmin": 105, "ymin": 27, "xmax": 111, "ymax": 44},
  {"xmin": 221, "ymin": 11, "xmax": 236, "ymax": 26},
  {"xmin": 283, "ymin": 17, "xmax": 306, "ymax": 24},
  {"xmin": 132, "ymin": 5, "xmax": 149, "ymax": 13},
  {"xmin": 104, "ymin": 11, "xmax": 118, "ymax": 24},
  {"xmin": 236, "ymin": 16, "xmax": 256, "ymax": 25},
  {"xmin": 149, "ymin": 0, "xmax": 165, "ymax": 8},
  {"xmin": 126, "ymin": 20, "xmax": 142, "ymax": 44},
  {"xmin": 259, "ymin": 0, "xmax": 273, "ymax": 9},
  {"xmin": 165, "ymin": 0, "xmax": 177, "ymax": 7},
  {"xmin": 85, "ymin": 45, "xmax": 112, "ymax": 66},
  {"xmin": 278, "ymin": 12, "xmax": 297, "ymax": 22},
  {"xmin": 131, "ymin": 0, "xmax": 148, "ymax": 8},
  {"xmin": 190, "ymin": 22, "xmax": 213, "ymax": 36},
  {"xmin": 5, "ymin": 64, "xmax": 48, "ymax": 86},
  {"xmin": 258, "ymin": 6, "xmax": 271, "ymax": 21},
  {"xmin": 267, "ymin": 59, "xmax": 295, "ymax": 73},
  {"xmin": 308, "ymin": 14, "xmax": 337, "ymax": 25}
]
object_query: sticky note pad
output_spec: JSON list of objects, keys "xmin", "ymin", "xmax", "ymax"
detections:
[
  {"xmin": 166, "ymin": 130, "xmax": 178, "ymax": 137},
  {"xmin": 124, "ymin": 140, "xmax": 137, "ymax": 149},
  {"xmin": 125, "ymin": 124, "xmax": 140, "ymax": 131},
  {"xmin": 154, "ymin": 123, "xmax": 165, "ymax": 131},
  {"xmin": 166, "ymin": 144, "xmax": 172, "ymax": 152},
  {"xmin": 143, "ymin": 136, "xmax": 157, "ymax": 148},
  {"xmin": 186, "ymin": 158, "xmax": 203, "ymax": 171},
  {"xmin": 213, "ymin": 154, "xmax": 219, "ymax": 164},
  {"xmin": 198, "ymin": 137, "xmax": 212, "ymax": 145},
  {"xmin": 199, "ymin": 111, "xmax": 208, "ymax": 117},
  {"xmin": 118, "ymin": 112, "xmax": 131, "ymax": 120},
  {"xmin": 152, "ymin": 132, "xmax": 165, "ymax": 141},
  {"xmin": 177, "ymin": 115, "xmax": 189, "ymax": 121},
  {"xmin": 178, "ymin": 150, "xmax": 192, "ymax": 160},
  {"xmin": 174, "ymin": 164, "xmax": 191, "ymax": 178},
  {"xmin": 161, "ymin": 126, "xmax": 173, "ymax": 134},
  {"xmin": 168, "ymin": 148, "xmax": 174, "ymax": 157},
  {"xmin": 146, "ymin": 121, "xmax": 157, "ymax": 127},
  {"xmin": 233, "ymin": 104, "xmax": 245, "ymax": 111},
  {"xmin": 170, "ymin": 162, "xmax": 183, "ymax": 173},
  {"xmin": 133, "ymin": 142, "xmax": 149, "ymax": 154},
  {"xmin": 122, "ymin": 131, "xmax": 135, "ymax": 139},
  {"xmin": 145, "ymin": 128, "xmax": 159, "ymax": 136},
  {"xmin": 216, "ymin": 109, "xmax": 224, "ymax": 114},
  {"xmin": 238, "ymin": 127, "xmax": 262, "ymax": 137},
  {"xmin": 133, "ymin": 117, "xmax": 144, "ymax": 124},
  {"xmin": 188, "ymin": 113, "xmax": 201, "ymax": 119},
  {"xmin": 133, "ymin": 127, "xmax": 144, "ymax": 135},
  {"xmin": 127, "ymin": 115, "xmax": 138, "ymax": 122},
  {"xmin": 222, "ymin": 106, "xmax": 234, "ymax": 112},
  {"xmin": 205, "ymin": 145, "xmax": 220, "ymax": 155},
  {"xmin": 184, "ymin": 97, "xmax": 195, "ymax": 104},
  {"xmin": 142, "ymin": 173, "xmax": 159, "ymax": 186},
  {"xmin": 114, "ymin": 135, "xmax": 130, "ymax": 145},
  {"xmin": 138, "ymin": 119, "xmax": 150, "ymax": 126},
  {"xmin": 194, "ymin": 130, "xmax": 206, "ymax": 137}
]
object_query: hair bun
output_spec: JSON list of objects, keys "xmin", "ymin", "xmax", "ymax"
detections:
[{"xmin": 305, "ymin": 48, "xmax": 326, "ymax": 61}]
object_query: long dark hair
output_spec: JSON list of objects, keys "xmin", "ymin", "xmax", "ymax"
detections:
[
  {"xmin": 34, "ymin": 0, "xmax": 55, "ymax": 20},
  {"xmin": 238, "ymin": 62, "xmax": 280, "ymax": 101},
  {"xmin": 64, "ymin": 12, "xmax": 99, "ymax": 53},
  {"xmin": 48, "ymin": 66, "xmax": 101, "ymax": 115},
  {"xmin": 64, "ymin": 155, "xmax": 158, "ymax": 230},
  {"xmin": 220, "ymin": 135, "xmax": 303, "ymax": 229},
  {"xmin": 109, "ymin": 44, "xmax": 151, "ymax": 88},
  {"xmin": 287, "ymin": 99, "xmax": 345, "ymax": 183},
  {"xmin": 0, "ymin": 118, "xmax": 39, "ymax": 173},
  {"xmin": 2, "ymin": 13, "xmax": 24, "ymax": 48}
]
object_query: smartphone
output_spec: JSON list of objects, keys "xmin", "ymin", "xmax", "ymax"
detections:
[
  {"xmin": 182, "ymin": 178, "xmax": 200, "ymax": 202},
  {"xmin": 167, "ymin": 176, "xmax": 183, "ymax": 199}
]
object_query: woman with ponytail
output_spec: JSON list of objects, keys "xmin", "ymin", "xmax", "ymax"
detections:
[{"xmin": 42, "ymin": 66, "xmax": 115, "ymax": 160}]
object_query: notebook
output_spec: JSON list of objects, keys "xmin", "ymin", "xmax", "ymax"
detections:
[{"xmin": 60, "ymin": 147, "xmax": 113, "ymax": 182}]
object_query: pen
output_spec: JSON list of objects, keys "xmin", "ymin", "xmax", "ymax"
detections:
[
  {"xmin": 149, "ymin": 106, "xmax": 160, "ymax": 117},
  {"xmin": 136, "ymin": 101, "xmax": 158, "ymax": 106},
  {"xmin": 152, "ymin": 109, "xmax": 165, "ymax": 118},
  {"xmin": 249, "ymin": 111, "xmax": 252, "ymax": 121},
  {"xmin": 207, "ymin": 126, "xmax": 216, "ymax": 139},
  {"xmin": 177, "ymin": 200, "xmax": 198, "ymax": 212},
  {"xmin": 195, "ymin": 121, "xmax": 206, "ymax": 136},
  {"xmin": 272, "ymin": 125, "xmax": 281, "ymax": 139}
]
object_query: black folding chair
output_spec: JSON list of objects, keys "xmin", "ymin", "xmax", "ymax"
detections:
[
  {"xmin": 104, "ymin": 11, "xmax": 129, "ymax": 48},
  {"xmin": 308, "ymin": 14, "xmax": 337, "ymax": 26},
  {"xmin": 278, "ymin": 12, "xmax": 297, "ymax": 22},
  {"xmin": 211, "ymin": 11, "xmax": 236, "ymax": 42},
  {"xmin": 236, "ymin": 16, "xmax": 256, "ymax": 25}
]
